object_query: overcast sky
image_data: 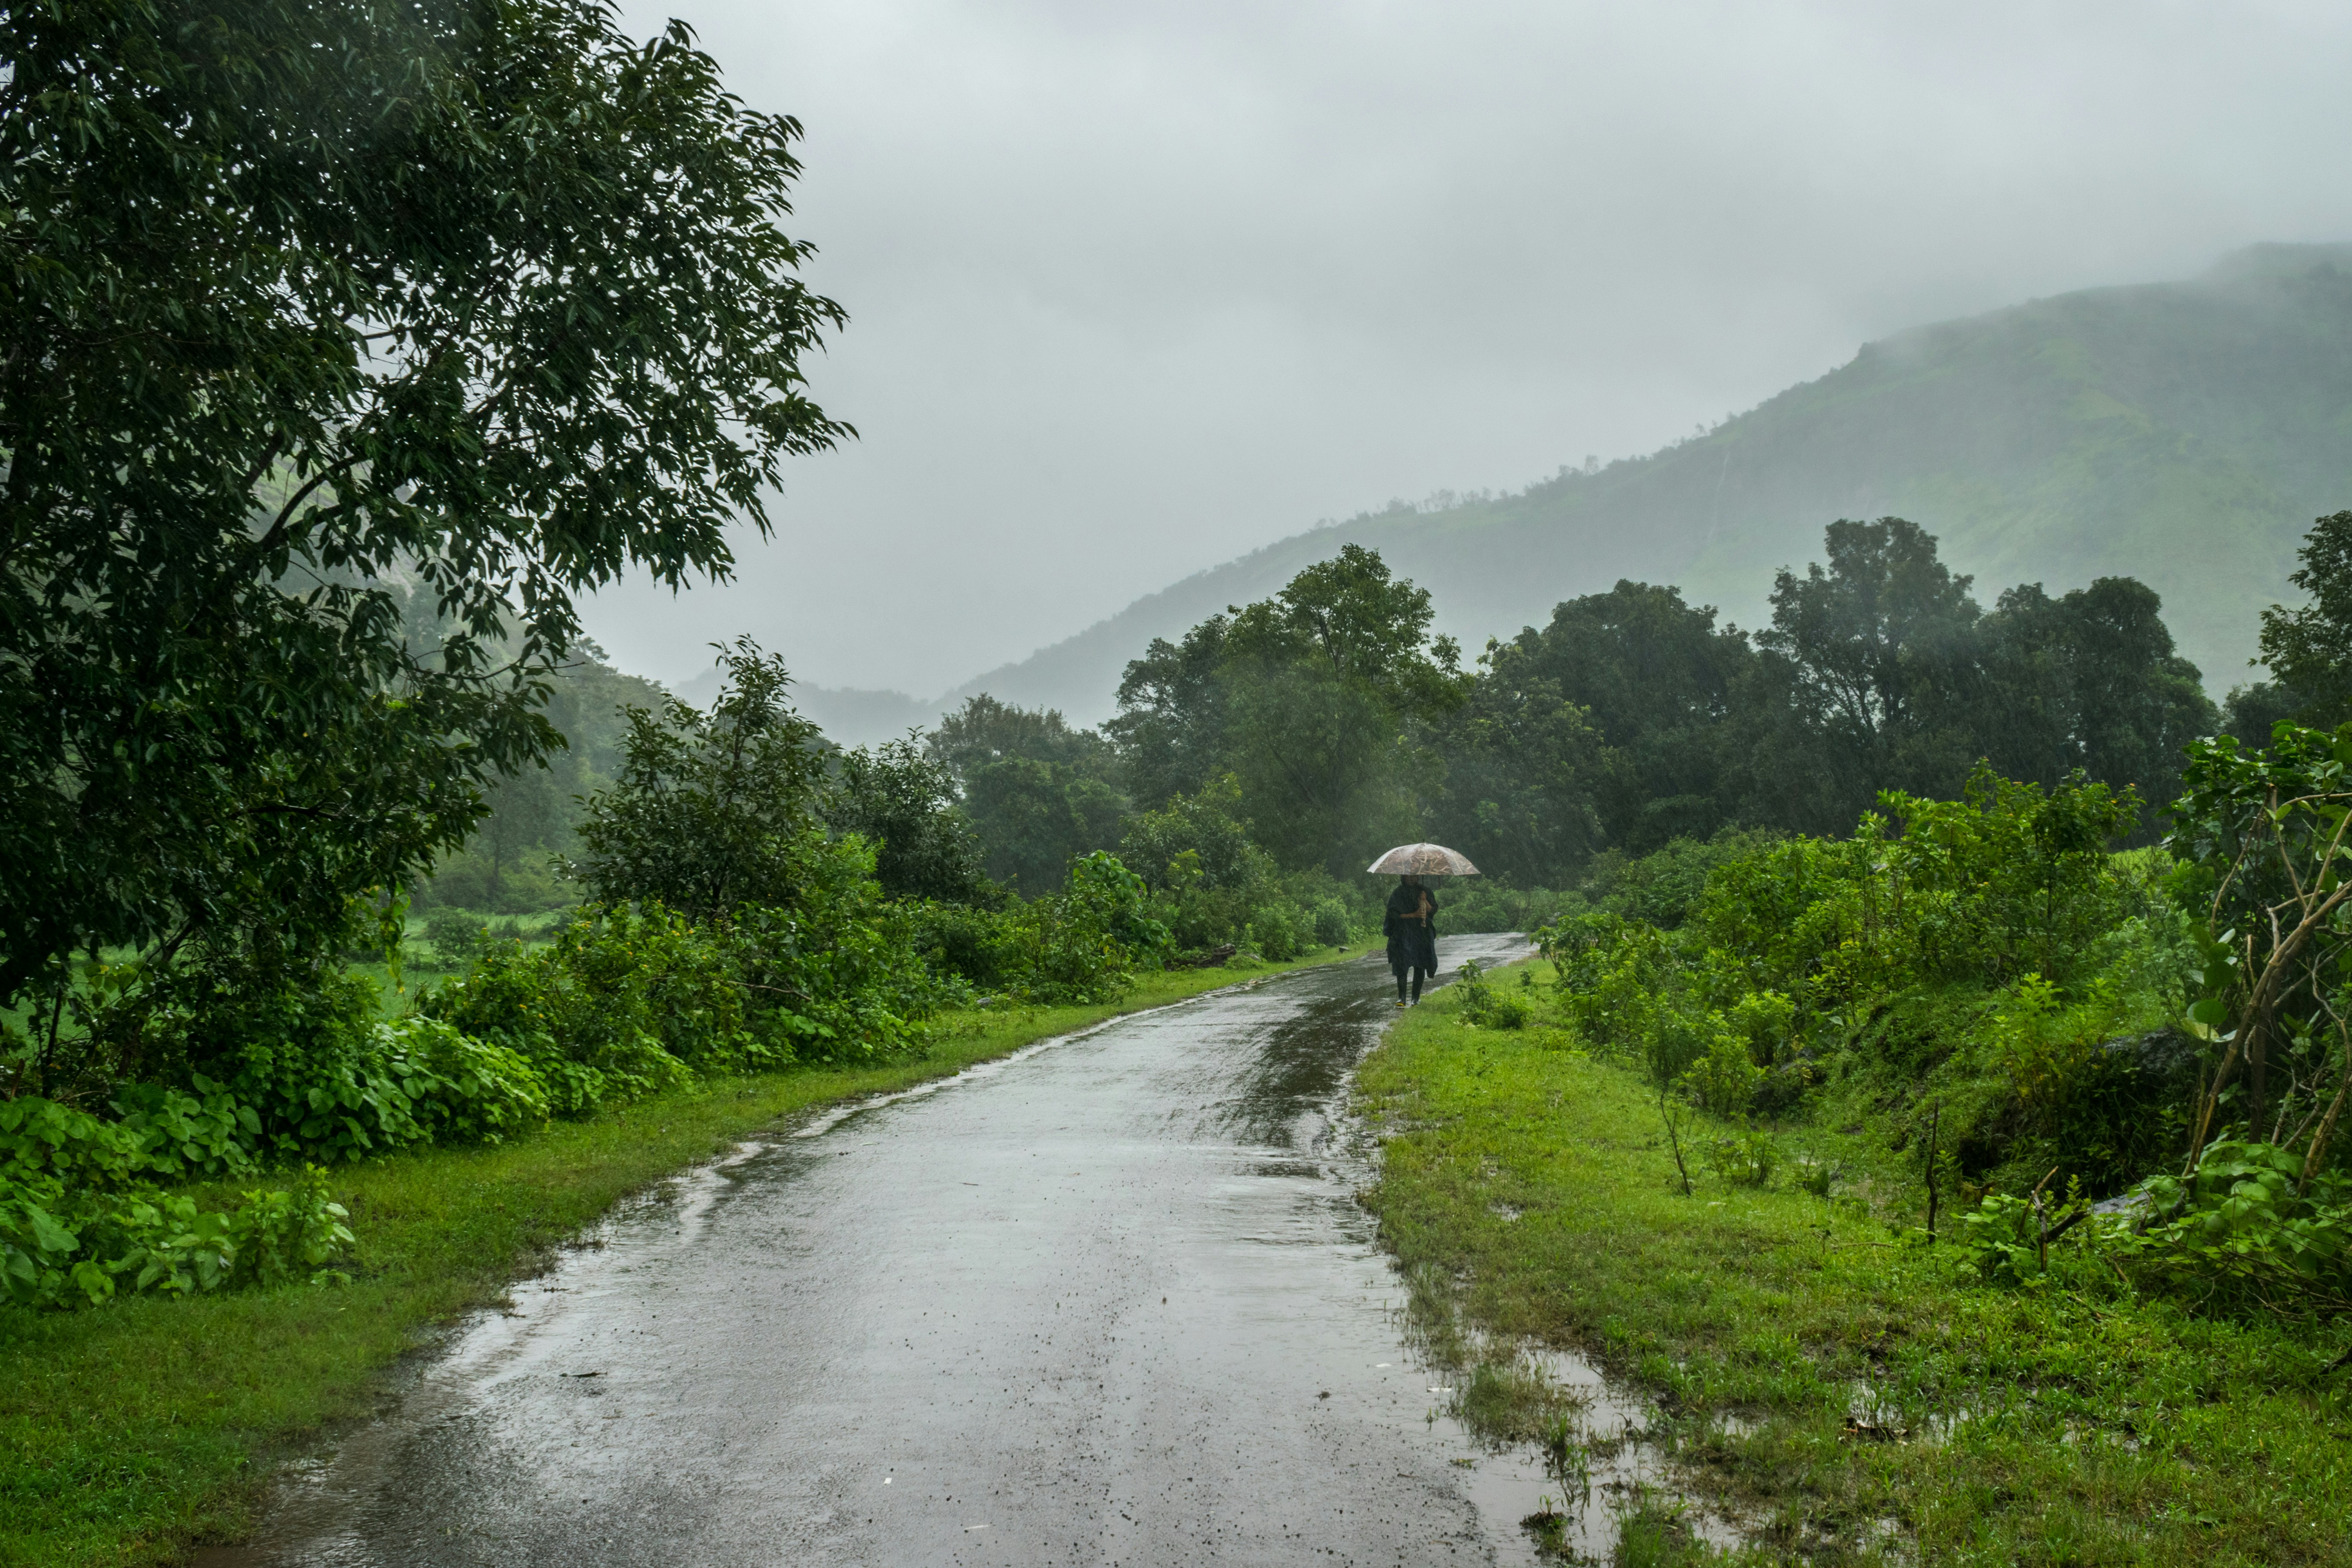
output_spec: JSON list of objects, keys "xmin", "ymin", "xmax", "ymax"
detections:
[{"xmin": 585, "ymin": 0, "xmax": 2352, "ymax": 698}]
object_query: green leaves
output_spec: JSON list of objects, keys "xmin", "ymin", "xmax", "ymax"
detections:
[
  {"xmin": 1, "ymin": 0, "xmax": 848, "ymax": 1013},
  {"xmin": 2254, "ymin": 512, "xmax": 2352, "ymax": 728},
  {"xmin": 569, "ymin": 640, "xmax": 830, "ymax": 923},
  {"xmin": 0, "ymin": 1162, "xmax": 356, "ymax": 1311},
  {"xmin": 1108, "ymin": 546, "xmax": 1464, "ymax": 875},
  {"xmin": 2166, "ymin": 720, "xmax": 2352, "ymax": 1171}
]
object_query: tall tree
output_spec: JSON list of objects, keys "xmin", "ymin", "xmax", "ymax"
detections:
[
  {"xmin": 1978, "ymin": 578, "xmax": 2213, "ymax": 826},
  {"xmin": 828, "ymin": 740, "xmax": 990, "ymax": 904},
  {"xmin": 928, "ymin": 694, "xmax": 1126, "ymax": 894},
  {"xmin": 1473, "ymin": 581, "xmax": 1755, "ymax": 855},
  {"xmin": 1417, "ymin": 660, "xmax": 1612, "ymax": 887},
  {"xmin": 570, "ymin": 644, "xmax": 829, "ymax": 922},
  {"xmin": 929, "ymin": 695, "xmax": 1108, "ymax": 778},
  {"xmin": 1757, "ymin": 517, "xmax": 1987, "ymax": 814},
  {"xmin": 1106, "ymin": 617, "xmax": 1231, "ymax": 812},
  {"xmin": 2250, "ymin": 510, "xmax": 2352, "ymax": 730},
  {"xmin": 1210, "ymin": 546, "xmax": 1466, "ymax": 874},
  {"xmin": 0, "ymin": 0, "xmax": 847, "ymax": 1007}
]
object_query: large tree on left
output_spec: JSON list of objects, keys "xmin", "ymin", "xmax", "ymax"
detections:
[{"xmin": 0, "ymin": 0, "xmax": 848, "ymax": 1010}]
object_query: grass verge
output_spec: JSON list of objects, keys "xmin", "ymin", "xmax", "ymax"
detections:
[
  {"xmin": 0, "ymin": 941, "xmax": 1377, "ymax": 1568},
  {"xmin": 1356, "ymin": 959, "xmax": 2352, "ymax": 1567}
]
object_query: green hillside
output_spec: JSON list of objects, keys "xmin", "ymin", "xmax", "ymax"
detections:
[{"xmin": 958, "ymin": 242, "xmax": 2352, "ymax": 721}]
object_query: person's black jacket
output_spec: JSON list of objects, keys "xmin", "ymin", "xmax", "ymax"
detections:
[{"xmin": 1383, "ymin": 881, "xmax": 1439, "ymax": 972}]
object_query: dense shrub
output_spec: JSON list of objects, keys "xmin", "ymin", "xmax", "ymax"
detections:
[
  {"xmin": 0, "ymin": 1091, "xmax": 358, "ymax": 1309},
  {"xmin": 1, "ymin": 1156, "xmax": 353, "ymax": 1311},
  {"xmin": 422, "ymin": 907, "xmax": 487, "ymax": 970},
  {"xmin": 1582, "ymin": 827, "xmax": 1784, "ymax": 928},
  {"xmin": 900, "ymin": 852, "xmax": 1166, "ymax": 1003},
  {"xmin": 1247, "ymin": 901, "xmax": 1311, "ymax": 962},
  {"xmin": 1536, "ymin": 768, "xmax": 2186, "ymax": 1196},
  {"xmin": 1453, "ymin": 960, "xmax": 1534, "ymax": 1029}
]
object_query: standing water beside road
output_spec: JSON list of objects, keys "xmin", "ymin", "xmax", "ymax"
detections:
[{"xmin": 207, "ymin": 934, "xmax": 1654, "ymax": 1568}]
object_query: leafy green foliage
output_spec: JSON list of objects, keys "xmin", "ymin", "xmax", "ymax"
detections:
[
  {"xmin": 827, "ymin": 738, "xmax": 991, "ymax": 903},
  {"xmin": 1452, "ymin": 960, "xmax": 1533, "ymax": 1030},
  {"xmin": 924, "ymin": 695, "xmax": 1129, "ymax": 895},
  {"xmin": 1759, "ymin": 517, "xmax": 1989, "ymax": 799},
  {"xmin": 1106, "ymin": 616, "xmax": 1233, "ymax": 813},
  {"xmin": 1701, "ymin": 1126, "xmax": 1779, "ymax": 1186},
  {"xmin": 0, "ymin": 1095, "xmax": 357, "ymax": 1311},
  {"xmin": 1363, "ymin": 963, "xmax": 2352, "ymax": 1566},
  {"xmin": 0, "ymin": 0, "xmax": 848, "ymax": 1015},
  {"xmin": 1537, "ymin": 767, "xmax": 2179, "ymax": 1196},
  {"xmin": 423, "ymin": 908, "xmax": 489, "ymax": 971},
  {"xmin": 1108, "ymin": 546, "xmax": 1465, "ymax": 876},
  {"xmin": 1445, "ymin": 581, "xmax": 1752, "ymax": 866},
  {"xmin": 569, "ymin": 641, "xmax": 832, "ymax": 922},
  {"xmin": 2121, "ymin": 1141, "xmax": 2352, "ymax": 1313},
  {"xmin": 959, "ymin": 757, "xmax": 1115, "ymax": 895},
  {"xmin": 1093, "ymin": 527, "xmax": 2210, "ymax": 912},
  {"xmin": 2254, "ymin": 510, "xmax": 2352, "ymax": 728},
  {"xmin": 1216, "ymin": 547, "xmax": 1468, "ymax": 873},
  {"xmin": 2166, "ymin": 720, "xmax": 2352, "ymax": 1179}
]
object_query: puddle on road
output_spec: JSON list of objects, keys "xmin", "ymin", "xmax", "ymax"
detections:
[{"xmin": 1404, "ymin": 1335, "xmax": 1748, "ymax": 1565}]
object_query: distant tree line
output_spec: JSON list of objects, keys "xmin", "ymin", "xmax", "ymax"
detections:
[{"xmin": 892, "ymin": 514, "xmax": 2332, "ymax": 901}]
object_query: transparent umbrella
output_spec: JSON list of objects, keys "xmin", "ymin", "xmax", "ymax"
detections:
[{"xmin": 1364, "ymin": 842, "xmax": 1480, "ymax": 876}]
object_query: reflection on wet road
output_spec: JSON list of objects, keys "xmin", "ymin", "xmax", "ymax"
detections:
[{"xmin": 217, "ymin": 936, "xmax": 1534, "ymax": 1567}]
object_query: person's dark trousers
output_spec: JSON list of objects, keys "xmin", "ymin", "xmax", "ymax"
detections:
[{"xmin": 1394, "ymin": 964, "xmax": 1431, "ymax": 1003}]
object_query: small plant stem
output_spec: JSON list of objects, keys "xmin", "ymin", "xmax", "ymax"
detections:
[
  {"xmin": 1923, "ymin": 1102, "xmax": 1941, "ymax": 1245},
  {"xmin": 2030, "ymin": 1164, "xmax": 2060, "ymax": 1271},
  {"xmin": 38, "ymin": 963, "xmax": 69, "ymax": 1096},
  {"xmin": 1661, "ymin": 1084, "xmax": 1692, "ymax": 1196}
]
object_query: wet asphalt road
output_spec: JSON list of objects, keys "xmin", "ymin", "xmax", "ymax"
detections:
[{"xmin": 217, "ymin": 936, "xmax": 1531, "ymax": 1568}]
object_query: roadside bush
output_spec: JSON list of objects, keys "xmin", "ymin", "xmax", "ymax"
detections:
[
  {"xmin": 64, "ymin": 967, "xmax": 514, "ymax": 1166},
  {"xmin": 1311, "ymin": 898, "xmax": 1352, "ymax": 947},
  {"xmin": 1, "ymin": 1162, "xmax": 354, "ymax": 1310},
  {"xmin": 2, "ymin": 1091, "xmax": 358, "ymax": 1310},
  {"xmin": 426, "ymin": 903, "xmax": 725, "ymax": 1112},
  {"xmin": 1248, "ymin": 901, "xmax": 1310, "ymax": 962},
  {"xmin": 3, "ymin": 1084, "xmax": 256, "ymax": 1188},
  {"xmin": 1453, "ymin": 960, "xmax": 1534, "ymax": 1029},
  {"xmin": 986, "ymin": 853, "xmax": 1168, "ymax": 1004},
  {"xmin": 902, "ymin": 900, "xmax": 1008, "ymax": 992},
  {"xmin": 1536, "ymin": 768, "xmax": 2189, "ymax": 1204},
  {"xmin": 1159, "ymin": 883, "xmax": 1255, "ymax": 953},
  {"xmin": 2114, "ymin": 1140, "xmax": 2352, "ymax": 1314},
  {"xmin": 1582, "ymin": 827, "xmax": 1783, "ymax": 928},
  {"xmin": 389, "ymin": 1019, "xmax": 550, "ymax": 1144},
  {"xmin": 423, "ymin": 907, "xmax": 486, "ymax": 970}
]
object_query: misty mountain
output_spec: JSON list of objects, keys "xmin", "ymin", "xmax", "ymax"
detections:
[{"xmin": 950, "ymin": 243, "xmax": 2352, "ymax": 724}]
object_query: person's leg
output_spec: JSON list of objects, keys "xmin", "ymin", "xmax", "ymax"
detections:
[
  {"xmin": 1393, "ymin": 964, "xmax": 1409, "ymax": 1005},
  {"xmin": 1410, "ymin": 964, "xmax": 1426, "ymax": 1003}
]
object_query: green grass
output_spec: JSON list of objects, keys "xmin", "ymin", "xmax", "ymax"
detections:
[
  {"xmin": 1357, "ymin": 960, "xmax": 2352, "ymax": 1567},
  {"xmin": 0, "ymin": 940, "xmax": 1377, "ymax": 1568}
]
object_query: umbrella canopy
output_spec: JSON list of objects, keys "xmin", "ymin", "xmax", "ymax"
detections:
[{"xmin": 1365, "ymin": 842, "xmax": 1480, "ymax": 877}]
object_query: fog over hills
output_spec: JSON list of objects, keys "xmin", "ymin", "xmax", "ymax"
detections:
[{"xmin": 724, "ymin": 244, "xmax": 2352, "ymax": 742}]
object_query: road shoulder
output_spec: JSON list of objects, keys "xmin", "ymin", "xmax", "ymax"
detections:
[{"xmin": 1354, "ymin": 953, "xmax": 2352, "ymax": 1565}]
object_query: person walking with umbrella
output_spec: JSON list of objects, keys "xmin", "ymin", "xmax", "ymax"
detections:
[{"xmin": 1369, "ymin": 842, "xmax": 1477, "ymax": 1006}]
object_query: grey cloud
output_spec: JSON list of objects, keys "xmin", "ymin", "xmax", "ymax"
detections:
[{"xmin": 587, "ymin": 0, "xmax": 2352, "ymax": 696}]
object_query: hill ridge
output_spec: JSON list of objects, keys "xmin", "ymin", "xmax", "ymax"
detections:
[{"xmin": 943, "ymin": 243, "xmax": 2352, "ymax": 724}]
